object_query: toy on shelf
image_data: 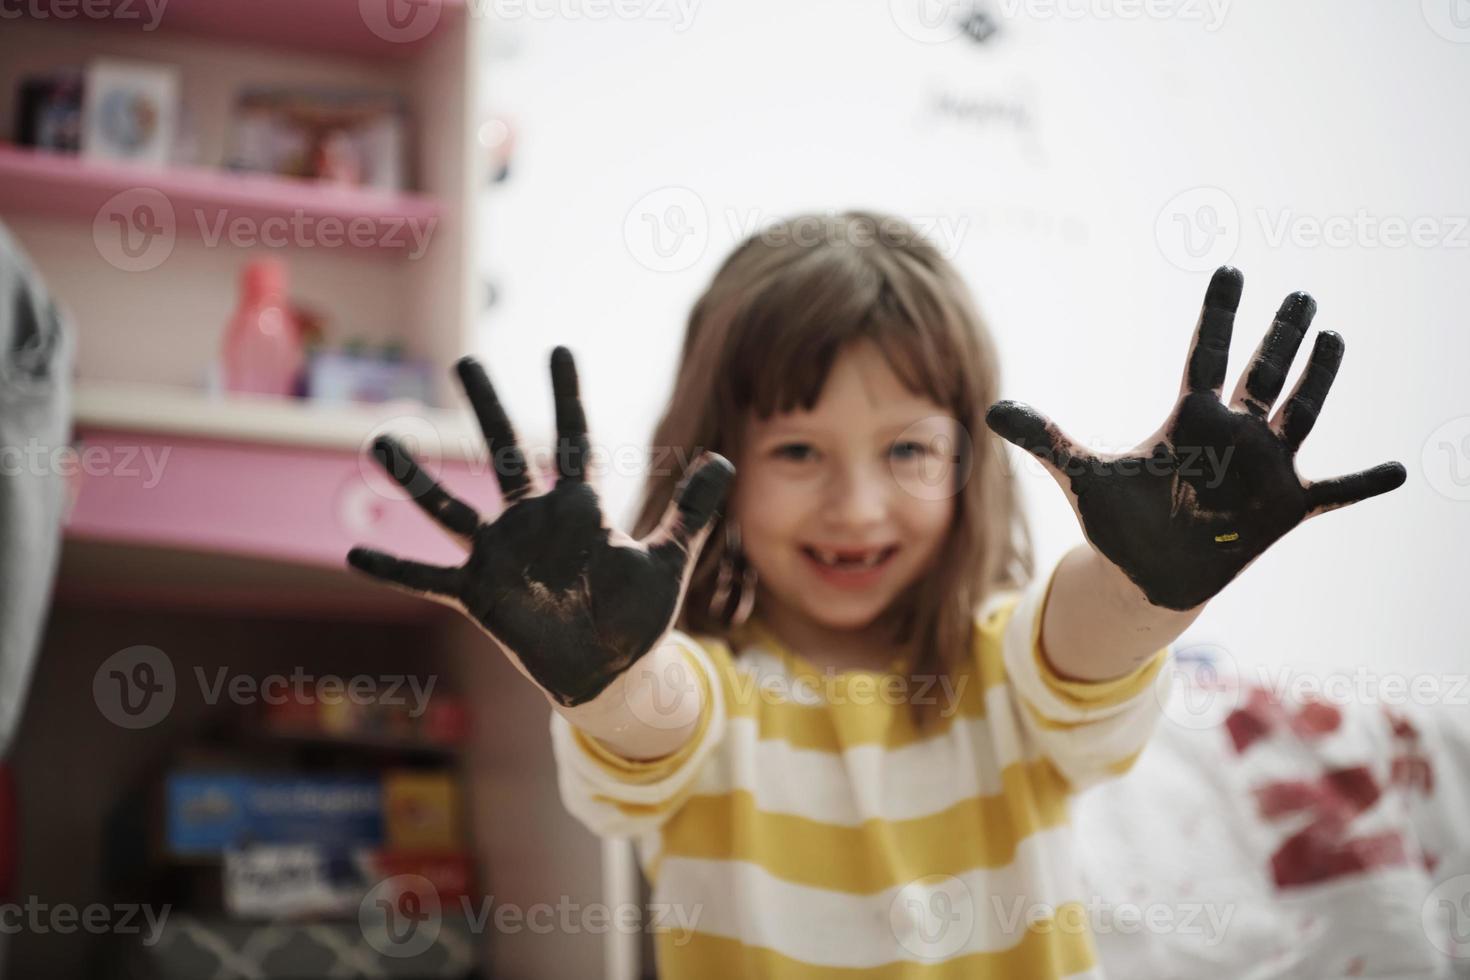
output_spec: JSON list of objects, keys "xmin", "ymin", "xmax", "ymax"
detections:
[
  {"xmin": 13, "ymin": 69, "xmax": 84, "ymax": 152},
  {"xmin": 80, "ymin": 58, "xmax": 181, "ymax": 166},
  {"xmin": 305, "ymin": 342, "xmax": 434, "ymax": 406},
  {"xmin": 227, "ymin": 88, "xmax": 407, "ymax": 193},
  {"xmin": 221, "ymin": 257, "xmax": 305, "ymax": 397}
]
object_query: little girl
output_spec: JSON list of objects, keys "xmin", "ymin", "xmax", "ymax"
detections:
[{"xmin": 348, "ymin": 211, "xmax": 1405, "ymax": 977}]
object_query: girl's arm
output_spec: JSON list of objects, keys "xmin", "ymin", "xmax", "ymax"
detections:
[
  {"xmin": 348, "ymin": 349, "xmax": 732, "ymax": 842},
  {"xmin": 548, "ymin": 631, "xmax": 729, "ymax": 839},
  {"xmin": 1041, "ymin": 542, "xmax": 1202, "ymax": 682},
  {"xmin": 990, "ymin": 266, "xmax": 1405, "ymax": 685}
]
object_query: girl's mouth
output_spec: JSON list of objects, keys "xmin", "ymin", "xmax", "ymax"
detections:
[{"xmin": 799, "ymin": 544, "xmax": 900, "ymax": 589}]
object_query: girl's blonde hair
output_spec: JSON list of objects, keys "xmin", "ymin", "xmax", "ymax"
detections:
[{"xmin": 631, "ymin": 210, "xmax": 1033, "ymax": 727}]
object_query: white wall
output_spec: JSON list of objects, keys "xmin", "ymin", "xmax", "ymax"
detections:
[{"xmin": 469, "ymin": 0, "xmax": 1470, "ymax": 682}]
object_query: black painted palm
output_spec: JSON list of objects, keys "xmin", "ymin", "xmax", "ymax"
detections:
[
  {"xmin": 986, "ymin": 266, "xmax": 1405, "ymax": 611},
  {"xmin": 347, "ymin": 347, "xmax": 734, "ymax": 707}
]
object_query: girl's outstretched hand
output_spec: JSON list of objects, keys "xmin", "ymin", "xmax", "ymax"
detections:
[
  {"xmin": 346, "ymin": 346, "xmax": 735, "ymax": 707},
  {"xmin": 985, "ymin": 265, "xmax": 1406, "ymax": 612}
]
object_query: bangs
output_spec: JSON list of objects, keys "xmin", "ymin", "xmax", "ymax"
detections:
[{"xmin": 719, "ymin": 240, "xmax": 970, "ymax": 440}]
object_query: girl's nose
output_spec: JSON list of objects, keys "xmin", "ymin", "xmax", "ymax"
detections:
[{"xmin": 825, "ymin": 465, "xmax": 888, "ymax": 528}]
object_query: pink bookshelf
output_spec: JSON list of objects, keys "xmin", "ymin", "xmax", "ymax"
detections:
[
  {"xmin": 0, "ymin": 0, "xmax": 483, "ymax": 578},
  {"xmin": 0, "ymin": 10, "xmax": 593, "ymax": 979},
  {"xmin": 64, "ymin": 380, "xmax": 500, "ymax": 577},
  {"xmin": 0, "ymin": 145, "xmax": 444, "ymax": 253}
]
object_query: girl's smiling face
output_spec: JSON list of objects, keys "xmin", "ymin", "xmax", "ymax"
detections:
[{"xmin": 732, "ymin": 340, "xmax": 961, "ymax": 657}]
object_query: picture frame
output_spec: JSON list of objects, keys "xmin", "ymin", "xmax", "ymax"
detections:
[{"xmin": 80, "ymin": 58, "xmax": 180, "ymax": 166}]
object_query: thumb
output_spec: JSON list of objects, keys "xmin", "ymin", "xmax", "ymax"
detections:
[
  {"xmin": 646, "ymin": 451, "xmax": 736, "ymax": 573},
  {"xmin": 985, "ymin": 400, "xmax": 1084, "ymax": 486}
]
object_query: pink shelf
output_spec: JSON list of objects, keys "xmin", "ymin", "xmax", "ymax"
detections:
[
  {"xmin": 17, "ymin": 0, "xmax": 465, "ymax": 59},
  {"xmin": 64, "ymin": 424, "xmax": 502, "ymax": 580},
  {"xmin": 63, "ymin": 382, "xmax": 503, "ymax": 580},
  {"xmin": 0, "ymin": 146, "xmax": 443, "ymax": 254}
]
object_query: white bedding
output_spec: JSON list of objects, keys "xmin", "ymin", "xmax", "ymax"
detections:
[{"xmin": 1071, "ymin": 646, "xmax": 1470, "ymax": 978}]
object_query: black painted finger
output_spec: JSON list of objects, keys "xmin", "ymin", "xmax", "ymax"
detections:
[
  {"xmin": 346, "ymin": 547, "xmax": 463, "ymax": 598},
  {"xmin": 985, "ymin": 400, "xmax": 1081, "ymax": 477},
  {"xmin": 456, "ymin": 356, "xmax": 533, "ymax": 503},
  {"xmin": 1275, "ymin": 331, "xmax": 1345, "ymax": 453},
  {"xmin": 647, "ymin": 452, "xmax": 736, "ymax": 572},
  {"xmin": 1232, "ymin": 291, "xmax": 1315, "ymax": 417},
  {"xmin": 1304, "ymin": 462, "xmax": 1407, "ymax": 514},
  {"xmin": 1184, "ymin": 266, "xmax": 1243, "ymax": 395},
  {"xmin": 372, "ymin": 435, "xmax": 480, "ymax": 538},
  {"xmin": 550, "ymin": 346, "xmax": 591, "ymax": 483}
]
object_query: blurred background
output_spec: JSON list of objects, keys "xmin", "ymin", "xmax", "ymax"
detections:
[{"xmin": 0, "ymin": 0, "xmax": 1467, "ymax": 976}]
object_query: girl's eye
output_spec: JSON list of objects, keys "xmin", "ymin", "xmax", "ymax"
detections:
[
  {"xmin": 773, "ymin": 442, "xmax": 929, "ymax": 462},
  {"xmin": 773, "ymin": 443, "xmax": 815, "ymax": 462}
]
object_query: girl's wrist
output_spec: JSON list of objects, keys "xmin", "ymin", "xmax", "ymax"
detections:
[
  {"xmin": 552, "ymin": 637, "xmax": 705, "ymax": 760},
  {"xmin": 1089, "ymin": 544, "xmax": 1201, "ymax": 621},
  {"xmin": 1043, "ymin": 544, "xmax": 1202, "ymax": 683}
]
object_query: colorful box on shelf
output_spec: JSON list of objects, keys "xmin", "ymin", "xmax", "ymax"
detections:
[
  {"xmin": 373, "ymin": 850, "xmax": 475, "ymax": 901},
  {"xmin": 307, "ymin": 349, "xmax": 435, "ymax": 405},
  {"xmin": 224, "ymin": 845, "xmax": 475, "ymax": 919},
  {"xmin": 166, "ymin": 769, "xmax": 465, "ymax": 856},
  {"xmin": 384, "ymin": 771, "xmax": 463, "ymax": 851},
  {"xmin": 166, "ymin": 772, "xmax": 385, "ymax": 856},
  {"xmin": 262, "ymin": 682, "xmax": 470, "ymax": 749}
]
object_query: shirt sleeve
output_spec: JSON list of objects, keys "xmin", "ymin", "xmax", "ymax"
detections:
[
  {"xmin": 549, "ymin": 630, "xmax": 728, "ymax": 839},
  {"xmin": 984, "ymin": 553, "xmax": 1172, "ymax": 793}
]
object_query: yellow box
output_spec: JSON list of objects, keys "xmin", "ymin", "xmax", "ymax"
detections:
[{"xmin": 383, "ymin": 771, "xmax": 463, "ymax": 851}]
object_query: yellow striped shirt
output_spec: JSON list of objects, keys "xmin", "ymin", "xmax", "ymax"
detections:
[{"xmin": 550, "ymin": 559, "xmax": 1171, "ymax": 977}]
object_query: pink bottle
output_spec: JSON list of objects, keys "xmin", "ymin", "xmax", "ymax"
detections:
[{"xmin": 222, "ymin": 258, "xmax": 304, "ymax": 397}]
